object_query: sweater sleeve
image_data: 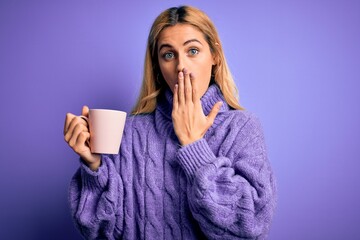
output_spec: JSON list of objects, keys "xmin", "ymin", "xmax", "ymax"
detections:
[
  {"xmin": 177, "ymin": 116, "xmax": 277, "ymax": 240},
  {"xmin": 68, "ymin": 155, "xmax": 124, "ymax": 240}
]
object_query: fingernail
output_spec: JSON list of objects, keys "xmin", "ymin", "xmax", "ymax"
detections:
[
  {"xmin": 183, "ymin": 68, "xmax": 187, "ymax": 74},
  {"xmin": 179, "ymin": 71, "xmax": 184, "ymax": 78}
]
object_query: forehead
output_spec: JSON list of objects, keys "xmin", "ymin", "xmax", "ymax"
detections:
[{"xmin": 157, "ymin": 24, "xmax": 206, "ymax": 45}]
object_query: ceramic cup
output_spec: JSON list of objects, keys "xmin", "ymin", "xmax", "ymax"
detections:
[{"xmin": 81, "ymin": 109, "xmax": 127, "ymax": 154}]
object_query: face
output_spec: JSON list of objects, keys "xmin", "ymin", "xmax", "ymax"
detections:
[{"xmin": 157, "ymin": 24, "xmax": 215, "ymax": 97}]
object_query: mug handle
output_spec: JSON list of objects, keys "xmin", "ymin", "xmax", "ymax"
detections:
[
  {"xmin": 79, "ymin": 116, "xmax": 91, "ymax": 148},
  {"xmin": 80, "ymin": 115, "xmax": 88, "ymax": 124}
]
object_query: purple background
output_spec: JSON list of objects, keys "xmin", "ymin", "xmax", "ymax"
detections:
[{"xmin": 1, "ymin": 0, "xmax": 359, "ymax": 239}]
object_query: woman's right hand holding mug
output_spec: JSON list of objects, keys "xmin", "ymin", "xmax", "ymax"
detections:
[{"xmin": 64, "ymin": 105, "xmax": 101, "ymax": 171}]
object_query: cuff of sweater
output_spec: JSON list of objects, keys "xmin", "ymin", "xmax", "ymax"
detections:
[
  {"xmin": 80, "ymin": 155, "xmax": 108, "ymax": 191},
  {"xmin": 177, "ymin": 138, "xmax": 215, "ymax": 181}
]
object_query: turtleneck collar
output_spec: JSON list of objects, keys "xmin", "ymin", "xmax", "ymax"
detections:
[{"xmin": 154, "ymin": 84, "xmax": 230, "ymax": 137}]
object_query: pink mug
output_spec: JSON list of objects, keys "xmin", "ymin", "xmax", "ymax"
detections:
[{"xmin": 81, "ymin": 109, "xmax": 127, "ymax": 154}]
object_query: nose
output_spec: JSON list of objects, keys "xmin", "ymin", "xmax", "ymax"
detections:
[{"xmin": 176, "ymin": 53, "xmax": 185, "ymax": 73}]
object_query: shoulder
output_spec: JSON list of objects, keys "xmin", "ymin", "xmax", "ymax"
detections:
[
  {"xmin": 220, "ymin": 109, "xmax": 262, "ymax": 129},
  {"xmin": 208, "ymin": 109, "xmax": 266, "ymax": 157},
  {"xmin": 215, "ymin": 109, "xmax": 265, "ymax": 143}
]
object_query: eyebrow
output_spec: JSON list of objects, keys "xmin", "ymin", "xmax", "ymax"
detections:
[{"xmin": 158, "ymin": 39, "xmax": 203, "ymax": 52}]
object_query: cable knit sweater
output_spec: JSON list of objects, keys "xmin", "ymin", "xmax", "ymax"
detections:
[{"xmin": 68, "ymin": 84, "xmax": 277, "ymax": 240}]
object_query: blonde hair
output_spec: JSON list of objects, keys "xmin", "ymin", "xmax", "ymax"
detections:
[{"xmin": 132, "ymin": 5, "xmax": 244, "ymax": 114}]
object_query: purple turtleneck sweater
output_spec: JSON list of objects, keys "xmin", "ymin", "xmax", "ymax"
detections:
[{"xmin": 68, "ymin": 84, "xmax": 277, "ymax": 240}]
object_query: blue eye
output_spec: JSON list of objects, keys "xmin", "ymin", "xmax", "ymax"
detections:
[
  {"xmin": 188, "ymin": 48, "xmax": 199, "ymax": 55},
  {"xmin": 163, "ymin": 52, "xmax": 174, "ymax": 60}
]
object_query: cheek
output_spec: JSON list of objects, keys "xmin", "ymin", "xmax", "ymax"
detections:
[
  {"xmin": 195, "ymin": 62, "xmax": 212, "ymax": 82},
  {"xmin": 191, "ymin": 65, "xmax": 212, "ymax": 97}
]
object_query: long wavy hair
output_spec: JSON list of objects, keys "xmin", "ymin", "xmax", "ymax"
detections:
[{"xmin": 132, "ymin": 5, "xmax": 244, "ymax": 114}]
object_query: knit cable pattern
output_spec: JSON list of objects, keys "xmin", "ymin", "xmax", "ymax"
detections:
[{"xmin": 68, "ymin": 84, "xmax": 276, "ymax": 239}]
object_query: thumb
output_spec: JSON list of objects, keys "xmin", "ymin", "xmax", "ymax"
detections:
[
  {"xmin": 207, "ymin": 101, "xmax": 222, "ymax": 123},
  {"xmin": 81, "ymin": 105, "xmax": 89, "ymax": 117}
]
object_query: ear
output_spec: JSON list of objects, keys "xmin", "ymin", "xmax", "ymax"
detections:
[
  {"xmin": 212, "ymin": 53, "xmax": 218, "ymax": 66},
  {"xmin": 212, "ymin": 42, "xmax": 220, "ymax": 65}
]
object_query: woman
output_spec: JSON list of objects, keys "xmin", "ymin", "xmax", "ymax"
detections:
[{"xmin": 64, "ymin": 5, "xmax": 276, "ymax": 240}]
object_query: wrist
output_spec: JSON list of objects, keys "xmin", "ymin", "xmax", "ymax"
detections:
[
  {"xmin": 180, "ymin": 136, "xmax": 202, "ymax": 146},
  {"xmin": 84, "ymin": 155, "xmax": 101, "ymax": 171}
]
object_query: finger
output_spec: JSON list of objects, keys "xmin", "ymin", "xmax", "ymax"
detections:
[
  {"xmin": 79, "ymin": 115, "xmax": 88, "ymax": 126},
  {"xmin": 64, "ymin": 112, "xmax": 76, "ymax": 135},
  {"xmin": 76, "ymin": 131, "xmax": 90, "ymax": 149},
  {"xmin": 72, "ymin": 131, "xmax": 91, "ymax": 155},
  {"xmin": 64, "ymin": 116, "xmax": 79, "ymax": 142},
  {"xmin": 178, "ymin": 71, "xmax": 185, "ymax": 104},
  {"xmin": 173, "ymin": 84, "xmax": 179, "ymax": 110},
  {"xmin": 183, "ymin": 68, "xmax": 192, "ymax": 104},
  {"xmin": 68, "ymin": 123, "xmax": 87, "ymax": 147},
  {"xmin": 64, "ymin": 116, "xmax": 88, "ymax": 142},
  {"xmin": 190, "ymin": 72, "xmax": 199, "ymax": 103},
  {"xmin": 206, "ymin": 101, "xmax": 223, "ymax": 126},
  {"xmin": 82, "ymin": 105, "xmax": 89, "ymax": 117}
]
